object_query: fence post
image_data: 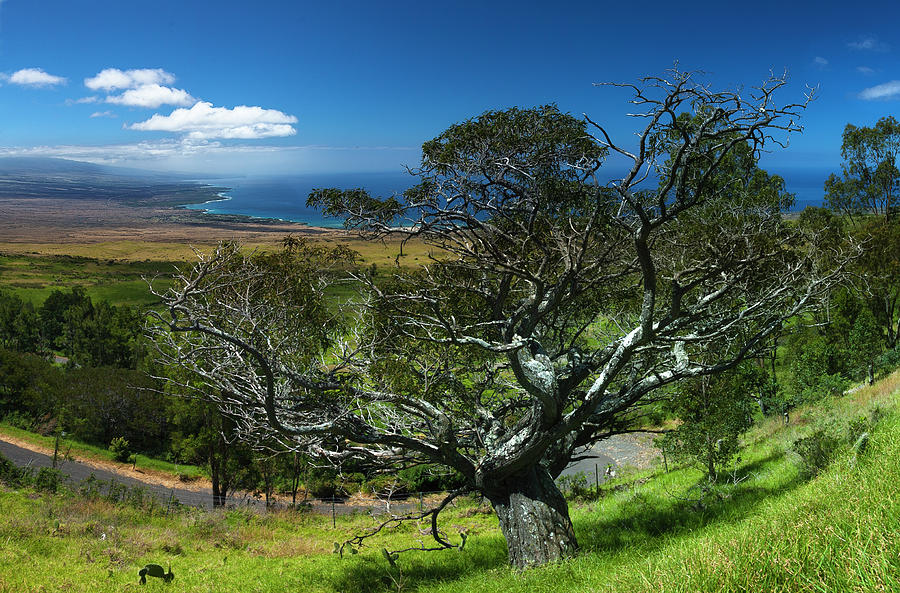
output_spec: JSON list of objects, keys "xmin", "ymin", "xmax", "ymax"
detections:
[
  {"xmin": 332, "ymin": 499, "xmax": 336, "ymax": 528},
  {"xmin": 594, "ymin": 463, "xmax": 599, "ymax": 494}
]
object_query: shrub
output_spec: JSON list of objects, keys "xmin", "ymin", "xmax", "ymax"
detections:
[
  {"xmin": 791, "ymin": 429, "xmax": 841, "ymax": 478},
  {"xmin": 34, "ymin": 467, "xmax": 62, "ymax": 493},
  {"xmin": 108, "ymin": 437, "xmax": 132, "ymax": 463},
  {"xmin": 557, "ymin": 472, "xmax": 594, "ymax": 500},
  {"xmin": 396, "ymin": 464, "xmax": 466, "ymax": 493},
  {"xmin": 0, "ymin": 451, "xmax": 22, "ymax": 486},
  {"xmin": 305, "ymin": 477, "xmax": 343, "ymax": 499},
  {"xmin": 365, "ymin": 474, "xmax": 409, "ymax": 498}
]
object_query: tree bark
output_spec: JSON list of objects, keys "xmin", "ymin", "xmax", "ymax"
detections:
[{"xmin": 484, "ymin": 465, "xmax": 578, "ymax": 569}]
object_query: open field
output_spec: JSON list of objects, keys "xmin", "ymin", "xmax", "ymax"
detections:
[{"xmin": 0, "ymin": 197, "xmax": 433, "ymax": 305}]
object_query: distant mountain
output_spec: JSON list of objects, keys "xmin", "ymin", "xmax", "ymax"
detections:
[{"xmin": 0, "ymin": 157, "xmax": 225, "ymax": 206}]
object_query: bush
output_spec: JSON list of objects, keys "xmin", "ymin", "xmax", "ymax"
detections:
[
  {"xmin": 2, "ymin": 410, "xmax": 34, "ymax": 430},
  {"xmin": 108, "ymin": 436, "xmax": 132, "ymax": 463},
  {"xmin": 365, "ymin": 474, "xmax": 409, "ymax": 498},
  {"xmin": 305, "ymin": 477, "xmax": 343, "ymax": 500},
  {"xmin": 557, "ymin": 472, "xmax": 595, "ymax": 500},
  {"xmin": 396, "ymin": 464, "xmax": 466, "ymax": 493},
  {"xmin": 34, "ymin": 466, "xmax": 62, "ymax": 493},
  {"xmin": 0, "ymin": 451, "xmax": 22, "ymax": 486},
  {"xmin": 791, "ymin": 429, "xmax": 841, "ymax": 478}
]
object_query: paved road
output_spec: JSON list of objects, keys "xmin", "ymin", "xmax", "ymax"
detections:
[
  {"xmin": 559, "ymin": 432, "xmax": 661, "ymax": 482},
  {"xmin": 1, "ymin": 433, "xmax": 658, "ymax": 511},
  {"xmin": 0, "ymin": 437, "xmax": 211, "ymax": 508},
  {"xmin": 0, "ymin": 437, "xmax": 421, "ymax": 515}
]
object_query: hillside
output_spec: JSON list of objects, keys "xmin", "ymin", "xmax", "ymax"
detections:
[
  {"xmin": 0, "ymin": 157, "xmax": 223, "ymax": 206},
  {"xmin": 1, "ymin": 370, "xmax": 898, "ymax": 592}
]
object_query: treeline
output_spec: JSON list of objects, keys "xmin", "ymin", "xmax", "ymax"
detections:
[
  {"xmin": 660, "ymin": 201, "xmax": 900, "ymax": 480},
  {"xmin": 0, "ymin": 286, "xmax": 461, "ymax": 505}
]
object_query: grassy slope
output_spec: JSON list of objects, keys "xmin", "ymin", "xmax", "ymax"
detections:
[{"xmin": 1, "ymin": 372, "xmax": 899, "ymax": 592}]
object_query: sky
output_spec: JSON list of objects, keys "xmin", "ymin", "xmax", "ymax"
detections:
[{"xmin": 1, "ymin": 0, "xmax": 900, "ymax": 177}]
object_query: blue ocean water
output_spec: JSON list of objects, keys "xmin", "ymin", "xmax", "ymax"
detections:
[
  {"xmin": 184, "ymin": 172, "xmax": 417, "ymax": 228},
  {"xmin": 183, "ymin": 167, "xmax": 831, "ymax": 226}
]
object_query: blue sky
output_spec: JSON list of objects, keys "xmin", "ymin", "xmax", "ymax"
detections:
[{"xmin": 1, "ymin": 0, "xmax": 899, "ymax": 177}]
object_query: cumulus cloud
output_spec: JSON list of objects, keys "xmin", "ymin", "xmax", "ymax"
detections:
[
  {"xmin": 848, "ymin": 35, "xmax": 889, "ymax": 52},
  {"xmin": 812, "ymin": 56, "xmax": 829, "ymax": 69},
  {"xmin": 8, "ymin": 68, "xmax": 67, "ymax": 87},
  {"xmin": 129, "ymin": 101, "xmax": 298, "ymax": 139},
  {"xmin": 106, "ymin": 84, "xmax": 194, "ymax": 108},
  {"xmin": 84, "ymin": 68, "xmax": 175, "ymax": 91},
  {"xmin": 857, "ymin": 66, "xmax": 876, "ymax": 75},
  {"xmin": 858, "ymin": 80, "xmax": 900, "ymax": 100},
  {"xmin": 83, "ymin": 68, "xmax": 194, "ymax": 108},
  {"xmin": 90, "ymin": 111, "xmax": 117, "ymax": 118}
]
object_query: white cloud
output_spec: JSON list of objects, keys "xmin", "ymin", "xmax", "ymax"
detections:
[
  {"xmin": 857, "ymin": 66, "xmax": 876, "ymax": 75},
  {"xmin": 813, "ymin": 56, "xmax": 829, "ymax": 68},
  {"xmin": 0, "ymin": 141, "xmax": 419, "ymax": 174},
  {"xmin": 106, "ymin": 84, "xmax": 195, "ymax": 108},
  {"xmin": 64, "ymin": 96, "xmax": 100, "ymax": 105},
  {"xmin": 848, "ymin": 36, "xmax": 889, "ymax": 52},
  {"xmin": 858, "ymin": 80, "xmax": 900, "ymax": 100},
  {"xmin": 129, "ymin": 101, "xmax": 298, "ymax": 139},
  {"xmin": 8, "ymin": 67, "xmax": 67, "ymax": 87},
  {"xmin": 90, "ymin": 111, "xmax": 117, "ymax": 118},
  {"xmin": 84, "ymin": 68, "xmax": 175, "ymax": 91}
]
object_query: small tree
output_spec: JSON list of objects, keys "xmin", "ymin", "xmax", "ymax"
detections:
[
  {"xmin": 850, "ymin": 306, "xmax": 883, "ymax": 384},
  {"xmin": 149, "ymin": 70, "xmax": 847, "ymax": 568},
  {"xmin": 661, "ymin": 362, "xmax": 760, "ymax": 481}
]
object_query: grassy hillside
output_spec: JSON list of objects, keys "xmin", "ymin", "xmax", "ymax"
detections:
[{"xmin": 1, "ymin": 371, "xmax": 898, "ymax": 592}]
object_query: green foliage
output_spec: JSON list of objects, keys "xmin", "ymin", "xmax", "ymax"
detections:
[
  {"xmin": 108, "ymin": 436, "xmax": 132, "ymax": 463},
  {"xmin": 396, "ymin": 464, "xmax": 466, "ymax": 493},
  {"xmin": 660, "ymin": 363, "xmax": 758, "ymax": 480},
  {"xmin": 791, "ymin": 428, "xmax": 841, "ymax": 478},
  {"xmin": 34, "ymin": 466, "xmax": 63, "ymax": 493},
  {"xmin": 825, "ymin": 116, "xmax": 900, "ymax": 218}
]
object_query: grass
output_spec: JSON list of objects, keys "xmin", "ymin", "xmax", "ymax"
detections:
[
  {"xmin": 0, "ymin": 252, "xmax": 179, "ymax": 306},
  {"xmin": 0, "ymin": 237, "xmax": 433, "ymax": 307},
  {"xmin": 0, "ymin": 422, "xmax": 205, "ymax": 481},
  {"xmin": 2, "ymin": 374, "xmax": 899, "ymax": 592}
]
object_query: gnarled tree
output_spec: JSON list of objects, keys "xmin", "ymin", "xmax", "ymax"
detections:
[{"xmin": 149, "ymin": 70, "xmax": 846, "ymax": 569}]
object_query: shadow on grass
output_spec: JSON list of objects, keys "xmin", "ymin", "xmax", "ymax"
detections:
[
  {"xmin": 326, "ymin": 535, "xmax": 509, "ymax": 593},
  {"xmin": 320, "ymin": 450, "xmax": 809, "ymax": 592},
  {"xmin": 575, "ymin": 449, "xmax": 805, "ymax": 554}
]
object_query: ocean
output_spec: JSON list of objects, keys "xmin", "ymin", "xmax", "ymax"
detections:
[{"xmin": 183, "ymin": 166, "xmax": 831, "ymax": 226}]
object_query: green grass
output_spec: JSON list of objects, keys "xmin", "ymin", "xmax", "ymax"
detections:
[
  {"xmin": 0, "ymin": 253, "xmax": 180, "ymax": 306},
  {"xmin": 0, "ymin": 422, "xmax": 205, "ymax": 481},
  {"xmin": 2, "ymin": 372, "xmax": 899, "ymax": 592}
]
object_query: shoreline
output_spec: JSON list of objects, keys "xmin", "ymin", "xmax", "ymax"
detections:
[{"xmin": 0, "ymin": 195, "xmax": 348, "ymax": 253}]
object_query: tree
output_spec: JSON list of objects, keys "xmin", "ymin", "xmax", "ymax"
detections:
[
  {"xmin": 150, "ymin": 70, "xmax": 845, "ymax": 568},
  {"xmin": 825, "ymin": 116, "xmax": 900, "ymax": 220},
  {"xmin": 849, "ymin": 305, "xmax": 883, "ymax": 384},
  {"xmin": 660, "ymin": 361, "xmax": 760, "ymax": 481},
  {"xmin": 854, "ymin": 218, "xmax": 900, "ymax": 349}
]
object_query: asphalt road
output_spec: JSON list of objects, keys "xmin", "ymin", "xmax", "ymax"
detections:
[
  {"xmin": 0, "ymin": 437, "xmax": 210, "ymax": 508},
  {"xmin": 0, "ymin": 437, "xmax": 420, "ymax": 515},
  {"xmin": 1, "ymin": 433, "xmax": 657, "ymax": 511}
]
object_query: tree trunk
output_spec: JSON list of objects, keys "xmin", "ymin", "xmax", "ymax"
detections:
[{"xmin": 484, "ymin": 465, "xmax": 578, "ymax": 569}]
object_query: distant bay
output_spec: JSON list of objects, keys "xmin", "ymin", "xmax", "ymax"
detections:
[
  {"xmin": 182, "ymin": 172, "xmax": 417, "ymax": 228},
  {"xmin": 182, "ymin": 166, "xmax": 830, "ymax": 227}
]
